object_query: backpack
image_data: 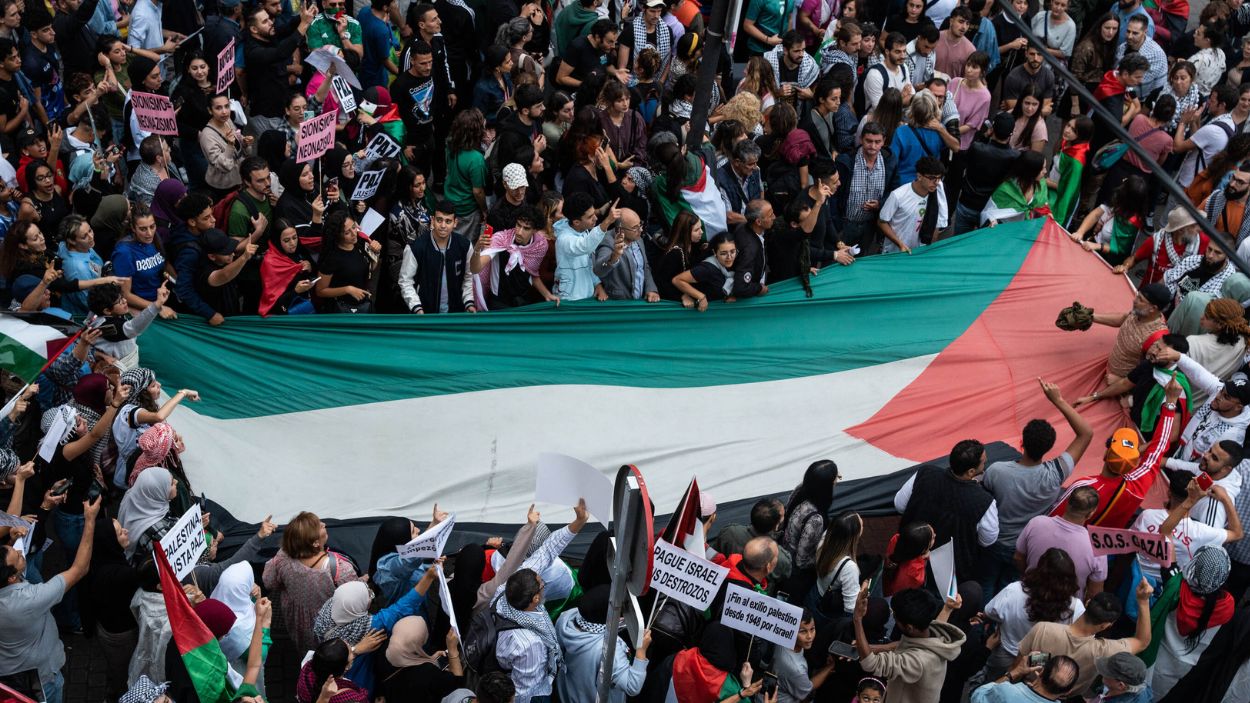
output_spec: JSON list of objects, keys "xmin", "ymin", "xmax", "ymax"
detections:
[
  {"xmin": 211, "ymin": 188, "xmax": 260, "ymax": 233},
  {"xmin": 462, "ymin": 606, "xmax": 522, "ymax": 682},
  {"xmin": 1195, "ymin": 119, "xmax": 1236, "ymax": 172},
  {"xmin": 1092, "ymin": 127, "xmax": 1164, "ymax": 173},
  {"xmin": 637, "ymin": 83, "xmax": 662, "ymax": 126},
  {"xmin": 853, "ymin": 63, "xmax": 889, "ymax": 117}
]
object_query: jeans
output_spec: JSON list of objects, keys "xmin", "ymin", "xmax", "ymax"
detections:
[
  {"xmin": 51, "ymin": 510, "xmax": 84, "ymax": 630},
  {"xmin": 288, "ymin": 297, "xmax": 316, "ymax": 314},
  {"xmin": 953, "ymin": 202, "xmax": 984, "ymax": 236},
  {"xmin": 841, "ymin": 219, "xmax": 880, "ymax": 254},
  {"xmin": 40, "ymin": 670, "xmax": 63, "ymax": 703},
  {"xmin": 979, "ymin": 542, "xmax": 1019, "ymax": 602}
]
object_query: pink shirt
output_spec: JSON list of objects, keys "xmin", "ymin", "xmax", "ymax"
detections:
[
  {"xmin": 1017, "ymin": 515, "xmax": 1108, "ymax": 596},
  {"xmin": 1123, "ymin": 114, "xmax": 1174, "ymax": 173},
  {"xmin": 951, "ymin": 78, "xmax": 991, "ymax": 150},
  {"xmin": 934, "ymin": 33, "xmax": 976, "ymax": 78}
]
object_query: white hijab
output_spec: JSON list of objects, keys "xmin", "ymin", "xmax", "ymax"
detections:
[
  {"xmin": 210, "ymin": 562, "xmax": 257, "ymax": 661},
  {"xmin": 117, "ymin": 467, "xmax": 173, "ymax": 558}
]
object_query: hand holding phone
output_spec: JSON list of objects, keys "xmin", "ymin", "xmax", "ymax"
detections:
[
  {"xmin": 828, "ymin": 640, "xmax": 859, "ymax": 661},
  {"xmin": 1197, "ymin": 471, "xmax": 1215, "ymax": 491}
]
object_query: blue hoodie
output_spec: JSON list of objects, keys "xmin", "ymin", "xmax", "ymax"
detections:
[{"xmin": 166, "ymin": 225, "xmax": 217, "ymax": 320}]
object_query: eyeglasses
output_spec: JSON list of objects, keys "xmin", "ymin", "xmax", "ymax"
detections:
[
  {"xmin": 918, "ymin": 173, "xmax": 943, "ymax": 183},
  {"xmin": 618, "ymin": 223, "xmax": 641, "ymax": 232}
]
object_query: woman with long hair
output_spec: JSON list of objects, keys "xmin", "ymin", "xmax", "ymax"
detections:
[
  {"xmin": 598, "ymin": 79, "xmax": 648, "ymax": 167},
  {"xmin": 983, "ymin": 548, "xmax": 1083, "ymax": 679},
  {"xmin": 806, "ymin": 512, "xmax": 863, "ymax": 646},
  {"xmin": 981, "ymin": 151, "xmax": 1049, "ymax": 226},
  {"xmin": 1068, "ymin": 13, "xmax": 1119, "ymax": 114},
  {"xmin": 497, "ymin": 16, "xmax": 544, "ymax": 88},
  {"xmin": 542, "ymin": 91, "xmax": 575, "ymax": 158},
  {"xmin": 316, "ymin": 210, "xmax": 383, "ymax": 313},
  {"xmin": 562, "ymin": 133, "xmax": 615, "ymax": 208},
  {"xmin": 1187, "ymin": 298, "xmax": 1250, "ymax": 382},
  {"xmin": 1009, "ymin": 83, "xmax": 1047, "ymax": 153},
  {"xmin": 383, "ymin": 166, "xmax": 432, "ymax": 309},
  {"xmin": 736, "ymin": 55, "xmax": 780, "ymax": 112},
  {"xmin": 710, "ymin": 119, "xmax": 747, "ymax": 169},
  {"xmin": 655, "ymin": 210, "xmax": 706, "ymax": 301},
  {"xmin": 263, "ymin": 512, "xmax": 360, "ymax": 654},
  {"xmin": 780, "ymin": 460, "xmax": 841, "ymax": 598},
  {"xmin": 882, "ymin": 522, "xmax": 935, "ymax": 597},
  {"xmin": 472, "ymin": 45, "xmax": 514, "ymax": 126},
  {"xmin": 671, "ymin": 232, "xmax": 737, "ymax": 310},
  {"xmin": 172, "ymin": 49, "xmax": 215, "ymax": 189},
  {"xmin": 651, "ymin": 137, "xmax": 727, "ymax": 236},
  {"xmin": 259, "ymin": 218, "xmax": 319, "ymax": 316},
  {"xmin": 951, "ymin": 52, "xmax": 992, "ymax": 151},
  {"xmin": 444, "ymin": 108, "xmax": 489, "ymax": 238},
  {"xmin": 858, "ymin": 87, "xmax": 903, "ymax": 147},
  {"xmin": 199, "ymin": 94, "xmax": 252, "ymax": 199},
  {"xmin": 1152, "ymin": 546, "xmax": 1236, "ymax": 698},
  {"xmin": 0, "ymin": 220, "xmax": 118, "ymax": 309},
  {"xmin": 18, "ymin": 161, "xmax": 71, "ymax": 237},
  {"xmin": 1047, "ymin": 115, "xmax": 1094, "ymax": 229},
  {"xmin": 1071, "ymin": 174, "xmax": 1150, "ymax": 264}
]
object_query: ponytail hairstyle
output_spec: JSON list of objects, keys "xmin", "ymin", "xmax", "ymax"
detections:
[
  {"xmin": 882, "ymin": 522, "xmax": 934, "ymax": 589},
  {"xmin": 654, "ymin": 140, "xmax": 687, "ymax": 199},
  {"xmin": 311, "ymin": 639, "xmax": 351, "ymax": 695}
]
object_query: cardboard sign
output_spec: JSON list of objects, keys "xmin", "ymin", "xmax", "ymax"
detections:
[
  {"xmin": 305, "ymin": 47, "xmax": 362, "ymax": 88},
  {"xmin": 296, "ymin": 111, "xmax": 337, "ymax": 163},
  {"xmin": 351, "ymin": 168, "xmax": 387, "ymax": 201},
  {"xmin": 331, "ymin": 74, "xmax": 357, "ymax": 113},
  {"xmin": 130, "ymin": 91, "xmax": 178, "ymax": 136},
  {"xmin": 216, "ymin": 39, "xmax": 236, "ymax": 94},
  {"xmin": 720, "ymin": 582, "xmax": 804, "ymax": 649},
  {"xmin": 396, "ymin": 514, "xmax": 456, "ymax": 559},
  {"xmin": 358, "ymin": 132, "xmax": 401, "ymax": 169},
  {"xmin": 535, "ymin": 453, "xmax": 614, "ymax": 526},
  {"xmin": 1088, "ymin": 525, "xmax": 1174, "ymax": 565},
  {"xmin": 648, "ymin": 538, "xmax": 729, "ymax": 610},
  {"xmin": 158, "ymin": 503, "xmax": 207, "ymax": 581}
]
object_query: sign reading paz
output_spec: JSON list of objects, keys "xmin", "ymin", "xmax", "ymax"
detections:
[
  {"xmin": 331, "ymin": 75, "xmax": 357, "ymax": 113},
  {"xmin": 1088, "ymin": 525, "xmax": 1173, "ymax": 566},
  {"xmin": 216, "ymin": 39, "xmax": 236, "ymax": 94},
  {"xmin": 649, "ymin": 538, "xmax": 728, "ymax": 610},
  {"xmin": 396, "ymin": 514, "xmax": 456, "ymax": 559},
  {"xmin": 296, "ymin": 111, "xmax": 338, "ymax": 163},
  {"xmin": 130, "ymin": 91, "xmax": 178, "ymax": 136},
  {"xmin": 720, "ymin": 582, "xmax": 804, "ymax": 648},
  {"xmin": 158, "ymin": 503, "xmax": 207, "ymax": 581},
  {"xmin": 358, "ymin": 132, "xmax": 401, "ymax": 169},
  {"xmin": 351, "ymin": 169, "xmax": 387, "ymax": 201}
]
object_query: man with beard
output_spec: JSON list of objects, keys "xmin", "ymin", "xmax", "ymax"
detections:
[
  {"xmin": 1001, "ymin": 45, "xmax": 1056, "ymax": 115},
  {"xmin": 1201, "ymin": 162, "xmax": 1250, "ymax": 257},
  {"xmin": 1111, "ymin": 0, "xmax": 1154, "ymax": 41},
  {"xmin": 1113, "ymin": 207, "xmax": 1207, "ymax": 284},
  {"xmin": 1164, "ymin": 241, "xmax": 1237, "ymax": 333},
  {"xmin": 1084, "ymin": 282, "xmax": 1171, "ymax": 381},
  {"xmin": 1076, "ymin": 330, "xmax": 1193, "ymax": 444},
  {"xmin": 243, "ymin": 3, "xmax": 317, "ymax": 135},
  {"xmin": 1114, "ymin": 15, "xmax": 1167, "ymax": 96}
]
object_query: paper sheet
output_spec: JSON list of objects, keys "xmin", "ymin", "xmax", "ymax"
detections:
[
  {"xmin": 397, "ymin": 514, "xmax": 456, "ymax": 559},
  {"xmin": 360, "ymin": 208, "xmax": 385, "ymax": 236},
  {"xmin": 38, "ymin": 411, "xmax": 69, "ymax": 463},
  {"xmin": 535, "ymin": 453, "xmax": 614, "ymax": 525},
  {"xmin": 929, "ymin": 539, "xmax": 958, "ymax": 599}
]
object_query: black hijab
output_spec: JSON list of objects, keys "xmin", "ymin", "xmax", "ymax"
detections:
[
  {"xmin": 368, "ymin": 517, "xmax": 414, "ymax": 578},
  {"xmin": 578, "ymin": 530, "xmax": 612, "ymax": 592},
  {"xmin": 276, "ymin": 160, "xmax": 315, "ymax": 225},
  {"xmin": 257, "ymin": 130, "xmax": 288, "ymax": 173},
  {"xmin": 576, "ymin": 584, "xmax": 610, "ymax": 625},
  {"xmin": 450, "ymin": 543, "xmax": 486, "ymax": 628},
  {"xmin": 82, "ymin": 512, "xmax": 137, "ymax": 635}
]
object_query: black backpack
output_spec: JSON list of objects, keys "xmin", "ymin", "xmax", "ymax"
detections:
[{"xmin": 463, "ymin": 607, "xmax": 523, "ymax": 682}]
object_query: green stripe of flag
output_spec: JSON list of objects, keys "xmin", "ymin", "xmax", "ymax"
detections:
[
  {"xmin": 138, "ymin": 219, "xmax": 1044, "ymax": 420},
  {"xmin": 0, "ymin": 316, "xmax": 64, "ymax": 382}
]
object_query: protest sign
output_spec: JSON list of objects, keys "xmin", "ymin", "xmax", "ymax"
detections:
[
  {"xmin": 296, "ymin": 112, "xmax": 337, "ymax": 163},
  {"xmin": 216, "ymin": 39, "xmax": 235, "ymax": 94},
  {"xmin": 305, "ymin": 47, "xmax": 362, "ymax": 88},
  {"xmin": 331, "ymin": 75, "xmax": 357, "ymax": 113},
  {"xmin": 130, "ymin": 91, "xmax": 179, "ymax": 136},
  {"xmin": 351, "ymin": 168, "xmax": 387, "ymax": 201},
  {"xmin": 1088, "ymin": 525, "xmax": 1173, "ymax": 565},
  {"xmin": 396, "ymin": 514, "xmax": 456, "ymax": 559},
  {"xmin": 720, "ymin": 582, "xmax": 804, "ymax": 648},
  {"xmin": 929, "ymin": 539, "xmax": 958, "ymax": 599},
  {"xmin": 437, "ymin": 564, "xmax": 461, "ymax": 643},
  {"xmin": 38, "ymin": 411, "xmax": 69, "ymax": 462},
  {"xmin": 648, "ymin": 538, "xmax": 729, "ymax": 610},
  {"xmin": 159, "ymin": 503, "xmax": 207, "ymax": 581},
  {"xmin": 535, "ymin": 453, "xmax": 614, "ymax": 525},
  {"xmin": 358, "ymin": 132, "xmax": 401, "ymax": 169},
  {"xmin": 359, "ymin": 208, "xmax": 385, "ymax": 236}
]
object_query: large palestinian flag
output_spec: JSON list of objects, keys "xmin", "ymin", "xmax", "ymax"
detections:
[{"xmin": 139, "ymin": 219, "xmax": 1134, "ymax": 524}]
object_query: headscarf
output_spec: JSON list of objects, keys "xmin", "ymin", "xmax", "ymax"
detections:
[
  {"xmin": 131, "ymin": 421, "xmax": 176, "ymax": 486},
  {"xmin": 672, "ymin": 622, "xmax": 740, "ymax": 703},
  {"xmin": 117, "ymin": 467, "xmax": 173, "ymax": 558},
  {"xmin": 0, "ymin": 449, "xmax": 17, "ymax": 484},
  {"xmin": 323, "ymin": 148, "xmax": 355, "ymax": 195},
  {"xmin": 627, "ymin": 166, "xmax": 654, "ymax": 196},
  {"xmin": 39, "ymin": 404, "xmax": 79, "ymax": 446},
  {"xmin": 385, "ymin": 615, "xmax": 441, "ymax": 668},
  {"xmin": 257, "ymin": 130, "xmax": 288, "ymax": 172},
  {"xmin": 1176, "ymin": 545, "xmax": 1236, "ymax": 642},
  {"xmin": 91, "ymin": 195, "xmax": 131, "ymax": 253},
  {"xmin": 73, "ymin": 373, "xmax": 108, "ymax": 414},
  {"xmin": 276, "ymin": 160, "xmax": 315, "ymax": 224},
  {"xmin": 119, "ymin": 675, "xmax": 170, "ymax": 703},
  {"xmin": 313, "ymin": 581, "xmax": 373, "ymax": 645},
  {"xmin": 121, "ymin": 367, "xmax": 157, "ymax": 397},
  {"xmin": 577, "ymin": 530, "xmax": 611, "ymax": 592},
  {"xmin": 495, "ymin": 580, "xmax": 562, "ymax": 677},
  {"xmin": 1185, "ymin": 545, "xmax": 1232, "ymax": 595},
  {"xmin": 194, "ymin": 598, "xmax": 238, "ymax": 640},
  {"xmin": 369, "ymin": 517, "xmax": 414, "ymax": 578},
  {"xmin": 697, "ymin": 621, "xmax": 740, "ymax": 672},
  {"xmin": 210, "ymin": 562, "xmax": 258, "ymax": 660},
  {"xmin": 127, "ymin": 55, "xmax": 159, "ymax": 89},
  {"xmin": 259, "ymin": 223, "xmax": 313, "ymax": 316},
  {"xmin": 68, "ymin": 151, "xmax": 95, "ymax": 191},
  {"xmin": 449, "ymin": 543, "xmax": 486, "ymax": 628},
  {"xmin": 572, "ymin": 584, "xmax": 609, "ymax": 633},
  {"xmin": 83, "ymin": 511, "xmax": 133, "ymax": 633},
  {"xmin": 151, "ymin": 179, "xmax": 188, "ymax": 241}
]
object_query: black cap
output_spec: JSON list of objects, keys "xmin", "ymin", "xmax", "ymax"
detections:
[
  {"xmin": 1139, "ymin": 282, "xmax": 1172, "ymax": 310},
  {"xmin": 991, "ymin": 111, "xmax": 1014, "ymax": 140},
  {"xmin": 1225, "ymin": 375, "xmax": 1250, "ymax": 405},
  {"xmin": 201, "ymin": 229, "xmax": 236, "ymax": 256}
]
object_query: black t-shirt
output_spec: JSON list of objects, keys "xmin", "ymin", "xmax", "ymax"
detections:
[
  {"xmin": 690, "ymin": 259, "xmax": 733, "ymax": 300},
  {"xmin": 487, "ymin": 251, "xmax": 535, "ymax": 310},
  {"xmin": 884, "ymin": 15, "xmax": 934, "ymax": 43},
  {"xmin": 391, "ymin": 71, "xmax": 436, "ymax": 142},
  {"xmin": 1127, "ymin": 360, "xmax": 1161, "ymax": 431},
  {"xmin": 620, "ymin": 23, "xmax": 657, "ymax": 65},
  {"xmin": 319, "ymin": 242, "xmax": 373, "ymax": 292},
  {"xmin": 0, "ymin": 76, "xmax": 21, "ymax": 121},
  {"xmin": 30, "ymin": 193, "xmax": 70, "ymax": 239},
  {"xmin": 766, "ymin": 226, "xmax": 806, "ymax": 283},
  {"xmin": 487, "ymin": 198, "xmax": 525, "ymax": 231},
  {"xmin": 778, "ymin": 60, "xmax": 799, "ymax": 85},
  {"xmin": 563, "ymin": 36, "xmax": 606, "ymax": 83},
  {"xmin": 194, "ymin": 258, "xmax": 240, "ymax": 317},
  {"xmin": 43, "ymin": 443, "xmax": 93, "ymax": 515}
]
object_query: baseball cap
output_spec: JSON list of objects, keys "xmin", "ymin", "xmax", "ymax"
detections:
[
  {"xmin": 502, "ymin": 163, "xmax": 528, "ymax": 190},
  {"xmin": 644, "ymin": 0, "xmax": 665, "ymax": 7},
  {"xmin": 1225, "ymin": 374, "xmax": 1250, "ymax": 405},
  {"xmin": 1138, "ymin": 282, "xmax": 1172, "ymax": 311},
  {"xmin": 1095, "ymin": 652, "xmax": 1147, "ymax": 686},
  {"xmin": 1104, "ymin": 427, "xmax": 1141, "ymax": 475},
  {"xmin": 201, "ymin": 229, "xmax": 237, "ymax": 256},
  {"xmin": 991, "ymin": 112, "xmax": 1014, "ymax": 140}
]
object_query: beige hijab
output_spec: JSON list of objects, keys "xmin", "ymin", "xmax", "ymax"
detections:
[{"xmin": 385, "ymin": 615, "xmax": 442, "ymax": 668}]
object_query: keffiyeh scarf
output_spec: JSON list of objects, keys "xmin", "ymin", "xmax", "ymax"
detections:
[
  {"xmin": 765, "ymin": 45, "xmax": 819, "ymax": 89},
  {"xmin": 121, "ymin": 367, "xmax": 156, "ymax": 395},
  {"xmin": 312, "ymin": 597, "xmax": 373, "ymax": 646},
  {"xmin": 119, "ymin": 675, "xmax": 169, "ymax": 703},
  {"xmin": 1203, "ymin": 187, "xmax": 1250, "ymax": 249},
  {"xmin": 495, "ymin": 595, "xmax": 563, "ymax": 677},
  {"xmin": 632, "ymin": 16, "xmax": 672, "ymax": 67}
]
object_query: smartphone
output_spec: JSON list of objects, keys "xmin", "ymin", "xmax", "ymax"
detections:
[
  {"xmin": 86, "ymin": 479, "xmax": 104, "ymax": 502},
  {"xmin": 309, "ymin": 276, "xmax": 322, "ymax": 285},
  {"xmin": 101, "ymin": 261, "xmax": 114, "ymax": 277},
  {"xmin": 1028, "ymin": 652, "xmax": 1050, "ymax": 667},
  {"xmin": 327, "ymin": 177, "xmax": 339, "ymax": 190},
  {"xmin": 760, "ymin": 673, "xmax": 777, "ymax": 696},
  {"xmin": 49, "ymin": 478, "xmax": 72, "ymax": 497},
  {"xmin": 1197, "ymin": 472, "xmax": 1215, "ymax": 491},
  {"xmin": 828, "ymin": 640, "xmax": 860, "ymax": 660}
]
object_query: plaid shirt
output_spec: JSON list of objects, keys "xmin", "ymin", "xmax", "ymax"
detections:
[
  {"xmin": 1229, "ymin": 460, "xmax": 1250, "ymax": 563},
  {"xmin": 845, "ymin": 149, "xmax": 886, "ymax": 223},
  {"xmin": 1114, "ymin": 38, "xmax": 1167, "ymax": 96}
]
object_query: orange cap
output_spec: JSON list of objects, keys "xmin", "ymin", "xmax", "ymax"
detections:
[{"xmin": 1104, "ymin": 428, "xmax": 1141, "ymax": 475}]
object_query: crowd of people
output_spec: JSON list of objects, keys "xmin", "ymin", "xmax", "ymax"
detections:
[{"xmin": 5, "ymin": 0, "xmax": 1250, "ymax": 700}]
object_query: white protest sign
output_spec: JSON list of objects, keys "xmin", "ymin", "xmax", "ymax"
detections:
[
  {"xmin": 216, "ymin": 39, "xmax": 236, "ymax": 94},
  {"xmin": 396, "ymin": 514, "xmax": 456, "ymax": 559},
  {"xmin": 295, "ymin": 111, "xmax": 337, "ymax": 163},
  {"xmin": 130, "ymin": 91, "xmax": 179, "ymax": 136},
  {"xmin": 0, "ymin": 383, "xmax": 30, "ymax": 420},
  {"xmin": 358, "ymin": 132, "xmax": 401, "ymax": 169},
  {"xmin": 305, "ymin": 47, "xmax": 362, "ymax": 88},
  {"xmin": 38, "ymin": 411, "xmax": 70, "ymax": 462},
  {"xmin": 359, "ymin": 208, "xmax": 385, "ymax": 236},
  {"xmin": 535, "ymin": 453, "xmax": 614, "ymax": 525},
  {"xmin": 158, "ymin": 503, "xmax": 207, "ymax": 581},
  {"xmin": 437, "ymin": 564, "xmax": 461, "ymax": 643},
  {"xmin": 648, "ymin": 538, "xmax": 729, "ymax": 610},
  {"xmin": 331, "ymin": 74, "xmax": 357, "ymax": 113},
  {"xmin": 720, "ymin": 582, "xmax": 804, "ymax": 649},
  {"xmin": 351, "ymin": 168, "xmax": 387, "ymax": 201},
  {"xmin": 929, "ymin": 539, "xmax": 958, "ymax": 599}
]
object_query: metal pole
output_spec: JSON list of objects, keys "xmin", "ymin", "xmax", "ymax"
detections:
[
  {"xmin": 685, "ymin": 0, "xmax": 732, "ymax": 151},
  {"xmin": 597, "ymin": 494, "xmax": 632, "ymax": 703}
]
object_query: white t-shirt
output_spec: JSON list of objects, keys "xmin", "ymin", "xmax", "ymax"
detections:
[
  {"xmin": 879, "ymin": 182, "xmax": 948, "ymax": 253},
  {"xmin": 1131, "ymin": 508, "xmax": 1229, "ymax": 580},
  {"xmin": 1178, "ymin": 115, "xmax": 1235, "ymax": 187},
  {"xmin": 984, "ymin": 581, "xmax": 1084, "ymax": 656},
  {"xmin": 862, "ymin": 62, "xmax": 909, "ymax": 114},
  {"xmin": 814, "ymin": 555, "xmax": 862, "ymax": 613}
]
